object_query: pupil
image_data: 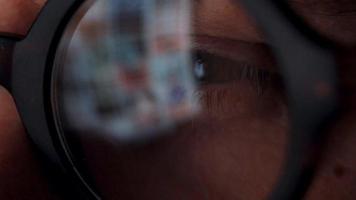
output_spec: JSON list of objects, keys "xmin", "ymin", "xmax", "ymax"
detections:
[{"xmin": 194, "ymin": 59, "xmax": 206, "ymax": 81}]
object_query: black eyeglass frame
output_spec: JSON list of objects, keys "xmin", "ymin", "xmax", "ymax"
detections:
[{"xmin": 0, "ymin": 0, "xmax": 340, "ymax": 199}]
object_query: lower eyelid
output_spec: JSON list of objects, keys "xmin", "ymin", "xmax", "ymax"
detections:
[
  {"xmin": 195, "ymin": 82, "xmax": 261, "ymax": 117},
  {"xmin": 195, "ymin": 80, "xmax": 286, "ymax": 119},
  {"xmin": 195, "ymin": 87, "xmax": 228, "ymax": 110}
]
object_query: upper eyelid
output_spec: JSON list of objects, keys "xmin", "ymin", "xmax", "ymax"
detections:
[
  {"xmin": 289, "ymin": 0, "xmax": 356, "ymax": 16},
  {"xmin": 191, "ymin": 34, "xmax": 278, "ymax": 72}
]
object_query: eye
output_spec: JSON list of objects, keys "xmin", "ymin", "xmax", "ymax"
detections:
[
  {"xmin": 192, "ymin": 51, "xmax": 280, "ymax": 94},
  {"xmin": 193, "ymin": 57, "xmax": 206, "ymax": 82}
]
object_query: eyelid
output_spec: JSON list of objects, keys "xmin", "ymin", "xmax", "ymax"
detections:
[
  {"xmin": 194, "ymin": 51, "xmax": 281, "ymax": 94},
  {"xmin": 191, "ymin": 35, "xmax": 278, "ymax": 72},
  {"xmin": 289, "ymin": 0, "xmax": 356, "ymax": 16}
]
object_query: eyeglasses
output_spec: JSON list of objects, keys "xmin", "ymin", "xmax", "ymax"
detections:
[{"xmin": 0, "ymin": 0, "xmax": 340, "ymax": 199}]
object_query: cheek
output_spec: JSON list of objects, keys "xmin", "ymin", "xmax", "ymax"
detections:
[
  {"xmin": 186, "ymin": 82, "xmax": 288, "ymax": 199},
  {"xmin": 80, "ymin": 81, "xmax": 288, "ymax": 200},
  {"xmin": 306, "ymin": 112, "xmax": 356, "ymax": 200}
]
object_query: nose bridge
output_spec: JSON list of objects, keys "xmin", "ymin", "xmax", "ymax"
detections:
[{"xmin": 0, "ymin": 0, "xmax": 47, "ymax": 38}]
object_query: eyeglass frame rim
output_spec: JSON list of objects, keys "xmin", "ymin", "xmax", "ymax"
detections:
[{"xmin": 0, "ymin": 0, "xmax": 340, "ymax": 200}]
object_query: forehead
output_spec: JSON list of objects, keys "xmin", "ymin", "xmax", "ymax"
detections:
[{"xmin": 193, "ymin": 0, "xmax": 356, "ymax": 46}]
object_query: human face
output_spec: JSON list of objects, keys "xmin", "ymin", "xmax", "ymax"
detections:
[
  {"xmin": 67, "ymin": 1, "xmax": 356, "ymax": 200},
  {"xmin": 2, "ymin": 0, "xmax": 356, "ymax": 199}
]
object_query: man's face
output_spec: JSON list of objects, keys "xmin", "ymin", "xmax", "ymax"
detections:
[
  {"xmin": 2, "ymin": 0, "xmax": 356, "ymax": 199},
  {"xmin": 74, "ymin": 1, "xmax": 356, "ymax": 200}
]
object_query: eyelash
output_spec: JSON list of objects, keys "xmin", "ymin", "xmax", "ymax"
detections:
[{"xmin": 192, "ymin": 51, "xmax": 277, "ymax": 95}]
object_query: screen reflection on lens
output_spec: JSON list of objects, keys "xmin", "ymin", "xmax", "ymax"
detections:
[{"xmin": 55, "ymin": 0, "xmax": 199, "ymax": 142}]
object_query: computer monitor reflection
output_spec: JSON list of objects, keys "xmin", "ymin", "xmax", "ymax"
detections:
[{"xmin": 58, "ymin": 0, "xmax": 199, "ymax": 142}]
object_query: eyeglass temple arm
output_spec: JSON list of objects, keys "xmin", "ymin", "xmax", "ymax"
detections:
[{"xmin": 237, "ymin": 0, "xmax": 339, "ymax": 200}]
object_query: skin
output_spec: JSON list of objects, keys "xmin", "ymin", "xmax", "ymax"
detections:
[
  {"xmin": 1, "ymin": 0, "xmax": 356, "ymax": 199},
  {"xmin": 0, "ymin": 0, "xmax": 46, "ymax": 37}
]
